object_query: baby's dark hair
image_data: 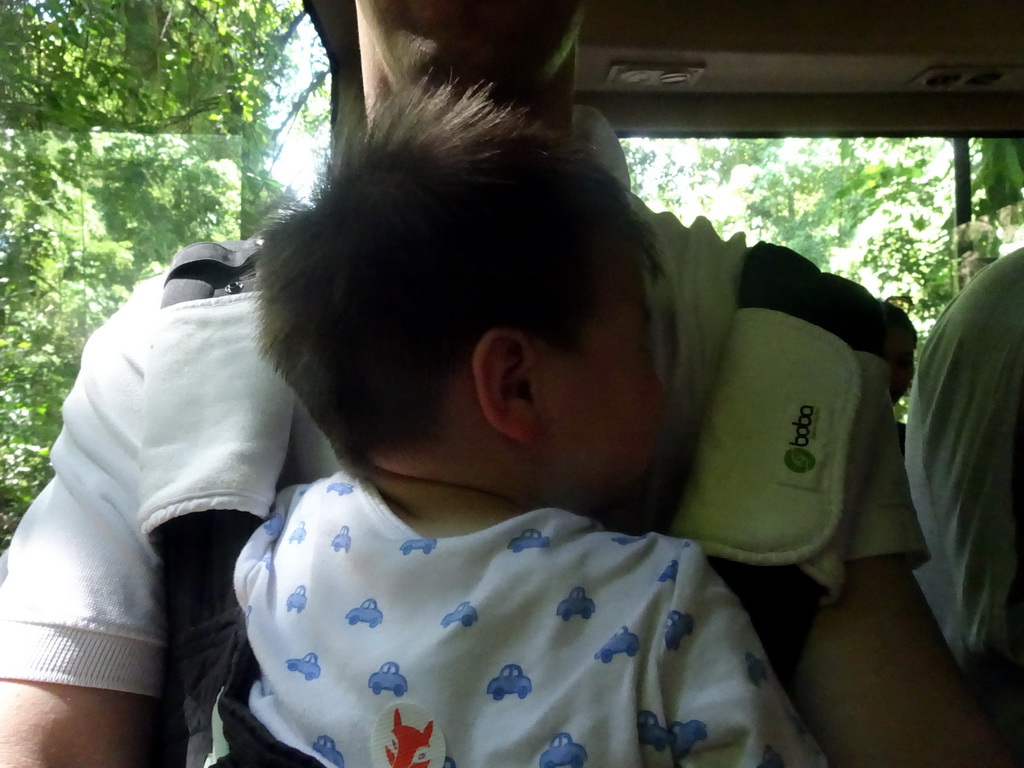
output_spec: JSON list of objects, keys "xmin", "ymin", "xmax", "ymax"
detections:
[{"xmin": 256, "ymin": 84, "xmax": 655, "ymax": 471}]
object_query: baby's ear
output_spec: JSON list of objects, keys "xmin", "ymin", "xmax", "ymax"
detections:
[{"xmin": 471, "ymin": 329, "xmax": 543, "ymax": 444}]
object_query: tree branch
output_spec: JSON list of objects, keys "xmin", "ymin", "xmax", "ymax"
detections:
[
  {"xmin": 269, "ymin": 68, "xmax": 328, "ymax": 148},
  {"xmin": 274, "ymin": 11, "xmax": 307, "ymax": 50},
  {"xmin": 159, "ymin": 97, "xmax": 223, "ymax": 130},
  {"xmin": 159, "ymin": 8, "xmax": 173, "ymax": 42}
]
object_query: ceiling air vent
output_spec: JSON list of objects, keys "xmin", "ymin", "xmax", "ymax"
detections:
[
  {"xmin": 606, "ymin": 62, "xmax": 706, "ymax": 89},
  {"xmin": 911, "ymin": 65, "xmax": 1008, "ymax": 89}
]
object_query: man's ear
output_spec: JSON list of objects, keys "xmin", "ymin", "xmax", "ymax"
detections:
[{"xmin": 471, "ymin": 328, "xmax": 543, "ymax": 444}]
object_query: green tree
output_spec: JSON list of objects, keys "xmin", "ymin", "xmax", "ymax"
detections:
[
  {"xmin": 622, "ymin": 136, "xmax": 959, "ymax": 327},
  {"xmin": 974, "ymin": 138, "xmax": 1024, "ymax": 218},
  {"xmin": 962, "ymin": 140, "xmax": 1024, "ymax": 268},
  {"xmin": 0, "ymin": 0, "xmax": 329, "ymax": 548}
]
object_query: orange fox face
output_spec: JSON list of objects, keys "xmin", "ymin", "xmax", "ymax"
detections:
[{"xmin": 385, "ymin": 709, "xmax": 434, "ymax": 768}]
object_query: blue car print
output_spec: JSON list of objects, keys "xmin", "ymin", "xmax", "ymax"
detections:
[
  {"xmin": 611, "ymin": 534, "xmax": 647, "ymax": 545},
  {"xmin": 400, "ymin": 537, "xmax": 437, "ymax": 555},
  {"xmin": 443, "ymin": 759, "xmax": 456, "ymax": 768},
  {"xmin": 637, "ymin": 710, "xmax": 669, "ymax": 751},
  {"xmin": 262, "ymin": 513, "xmax": 284, "ymax": 538},
  {"xmin": 669, "ymin": 720, "xmax": 707, "ymax": 761},
  {"xmin": 441, "ymin": 601, "xmax": 478, "ymax": 628},
  {"xmin": 331, "ymin": 525, "xmax": 352, "ymax": 553},
  {"xmin": 486, "ymin": 664, "xmax": 532, "ymax": 700},
  {"xmin": 286, "ymin": 585, "xmax": 308, "ymax": 613},
  {"xmin": 539, "ymin": 732, "xmax": 588, "ymax": 768},
  {"xmin": 327, "ymin": 482, "xmax": 354, "ymax": 496},
  {"xmin": 260, "ymin": 553, "xmax": 274, "ymax": 572},
  {"xmin": 368, "ymin": 661, "xmax": 407, "ymax": 696},
  {"xmin": 346, "ymin": 598, "xmax": 383, "ymax": 627},
  {"xmin": 595, "ymin": 626, "xmax": 640, "ymax": 663},
  {"xmin": 658, "ymin": 559, "xmax": 679, "ymax": 582},
  {"xmin": 746, "ymin": 652, "xmax": 768, "ymax": 686},
  {"xmin": 312, "ymin": 735, "xmax": 345, "ymax": 766},
  {"xmin": 508, "ymin": 528, "xmax": 550, "ymax": 553},
  {"xmin": 286, "ymin": 652, "xmax": 321, "ymax": 681},
  {"xmin": 556, "ymin": 587, "xmax": 595, "ymax": 621},
  {"xmin": 664, "ymin": 610, "xmax": 695, "ymax": 650},
  {"xmin": 288, "ymin": 521, "xmax": 307, "ymax": 544},
  {"xmin": 757, "ymin": 746, "xmax": 784, "ymax": 768}
]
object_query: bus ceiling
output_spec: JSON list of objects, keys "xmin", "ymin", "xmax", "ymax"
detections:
[{"xmin": 305, "ymin": 0, "xmax": 1024, "ymax": 137}]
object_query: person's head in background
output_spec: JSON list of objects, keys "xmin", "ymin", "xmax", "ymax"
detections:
[
  {"xmin": 958, "ymin": 250, "xmax": 998, "ymax": 289},
  {"xmin": 353, "ymin": 0, "xmax": 586, "ymax": 129},
  {"xmin": 256, "ymin": 84, "xmax": 663, "ymax": 522},
  {"xmin": 880, "ymin": 298, "xmax": 918, "ymax": 404}
]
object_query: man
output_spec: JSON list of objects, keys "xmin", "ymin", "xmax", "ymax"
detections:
[{"xmin": 0, "ymin": 2, "xmax": 1014, "ymax": 767}]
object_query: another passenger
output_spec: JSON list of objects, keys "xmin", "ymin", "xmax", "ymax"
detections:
[
  {"xmin": 906, "ymin": 247, "xmax": 1024, "ymax": 760},
  {"xmin": 879, "ymin": 298, "xmax": 917, "ymax": 452}
]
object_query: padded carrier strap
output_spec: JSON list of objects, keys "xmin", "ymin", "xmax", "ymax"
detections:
[
  {"xmin": 154, "ymin": 239, "xmax": 263, "ymax": 768},
  {"xmin": 707, "ymin": 242, "xmax": 885, "ymax": 685}
]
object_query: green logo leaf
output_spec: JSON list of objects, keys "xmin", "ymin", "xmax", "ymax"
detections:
[{"xmin": 784, "ymin": 447, "xmax": 816, "ymax": 473}]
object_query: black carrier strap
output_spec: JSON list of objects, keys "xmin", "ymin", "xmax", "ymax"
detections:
[
  {"xmin": 160, "ymin": 240, "xmax": 259, "ymax": 308},
  {"xmin": 208, "ymin": 620, "xmax": 326, "ymax": 768},
  {"xmin": 707, "ymin": 242, "xmax": 887, "ymax": 687},
  {"xmin": 154, "ymin": 240, "xmax": 265, "ymax": 768},
  {"xmin": 156, "ymin": 510, "xmax": 262, "ymax": 768},
  {"xmin": 707, "ymin": 557, "xmax": 825, "ymax": 686},
  {"xmin": 739, "ymin": 242, "xmax": 886, "ymax": 356}
]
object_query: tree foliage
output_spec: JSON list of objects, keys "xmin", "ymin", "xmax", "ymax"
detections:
[
  {"xmin": 974, "ymin": 138, "xmax": 1024, "ymax": 217},
  {"xmin": 623, "ymin": 136, "xmax": 1022, "ymax": 330},
  {"xmin": 0, "ymin": 0, "xmax": 328, "ymax": 548},
  {"xmin": 2, "ymin": 2, "xmax": 1022, "ymax": 552},
  {"xmin": 624, "ymin": 135, "xmax": 1023, "ymax": 426}
]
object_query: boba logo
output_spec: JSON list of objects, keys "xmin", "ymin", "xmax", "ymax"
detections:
[
  {"xmin": 785, "ymin": 447, "xmax": 816, "ymax": 473},
  {"xmin": 789, "ymin": 405, "xmax": 816, "ymax": 447},
  {"xmin": 784, "ymin": 405, "xmax": 817, "ymax": 473}
]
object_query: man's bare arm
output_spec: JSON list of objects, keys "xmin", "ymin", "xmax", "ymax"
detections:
[
  {"xmin": 792, "ymin": 554, "xmax": 1014, "ymax": 768},
  {"xmin": 0, "ymin": 680, "xmax": 155, "ymax": 768}
]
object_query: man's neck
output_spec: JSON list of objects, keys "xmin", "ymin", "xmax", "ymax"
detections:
[
  {"xmin": 494, "ymin": 60, "xmax": 576, "ymax": 132},
  {"xmin": 361, "ymin": 55, "xmax": 577, "ymax": 134}
]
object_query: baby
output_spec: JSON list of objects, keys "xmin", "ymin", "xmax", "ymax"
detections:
[{"xmin": 213, "ymin": 85, "xmax": 825, "ymax": 768}]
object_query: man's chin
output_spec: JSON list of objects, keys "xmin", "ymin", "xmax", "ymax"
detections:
[
  {"xmin": 412, "ymin": 62, "xmax": 530, "ymax": 98},
  {"xmin": 388, "ymin": 39, "xmax": 550, "ymax": 104}
]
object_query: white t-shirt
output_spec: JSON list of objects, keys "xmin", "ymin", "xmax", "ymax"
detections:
[
  {"xmin": 233, "ymin": 475, "xmax": 826, "ymax": 768},
  {"xmin": 0, "ymin": 108, "xmax": 924, "ymax": 698},
  {"xmin": 905, "ymin": 248, "xmax": 1024, "ymax": 755},
  {"xmin": 907, "ymin": 248, "xmax": 1024, "ymax": 665}
]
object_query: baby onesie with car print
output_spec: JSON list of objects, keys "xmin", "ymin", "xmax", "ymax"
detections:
[{"xmin": 234, "ymin": 473, "xmax": 827, "ymax": 768}]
